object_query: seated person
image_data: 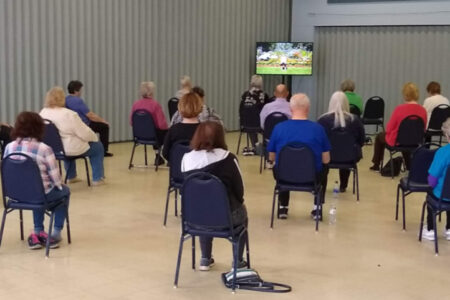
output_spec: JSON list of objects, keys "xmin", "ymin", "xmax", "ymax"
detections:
[
  {"xmin": 130, "ymin": 81, "xmax": 169, "ymax": 165},
  {"xmin": 0, "ymin": 122, "xmax": 13, "ymax": 154},
  {"xmin": 370, "ymin": 82, "xmax": 427, "ymax": 171},
  {"xmin": 318, "ymin": 91, "xmax": 365, "ymax": 192},
  {"xmin": 260, "ymin": 84, "xmax": 292, "ymax": 129},
  {"xmin": 40, "ymin": 87, "xmax": 105, "ymax": 186},
  {"xmin": 65, "ymin": 80, "xmax": 113, "ymax": 157},
  {"xmin": 170, "ymin": 86, "xmax": 222, "ymax": 126},
  {"xmin": 4, "ymin": 111, "xmax": 70, "ymax": 249},
  {"xmin": 268, "ymin": 93, "xmax": 331, "ymax": 220},
  {"xmin": 341, "ymin": 79, "xmax": 363, "ymax": 116},
  {"xmin": 422, "ymin": 118, "xmax": 450, "ymax": 241},
  {"xmin": 423, "ymin": 81, "xmax": 449, "ymax": 127},
  {"xmin": 181, "ymin": 121, "xmax": 248, "ymax": 271},
  {"xmin": 239, "ymin": 75, "xmax": 270, "ymax": 155},
  {"xmin": 162, "ymin": 92, "xmax": 202, "ymax": 160},
  {"xmin": 175, "ymin": 75, "xmax": 192, "ymax": 99}
]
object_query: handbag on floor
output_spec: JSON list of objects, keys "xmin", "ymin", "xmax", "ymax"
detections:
[
  {"xmin": 221, "ymin": 268, "xmax": 291, "ymax": 293},
  {"xmin": 380, "ymin": 157, "xmax": 403, "ymax": 177}
]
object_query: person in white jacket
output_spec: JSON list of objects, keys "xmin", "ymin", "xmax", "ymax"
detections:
[{"xmin": 40, "ymin": 87, "xmax": 105, "ymax": 186}]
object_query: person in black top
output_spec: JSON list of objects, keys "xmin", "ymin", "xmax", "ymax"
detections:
[
  {"xmin": 181, "ymin": 121, "xmax": 248, "ymax": 271},
  {"xmin": 239, "ymin": 75, "xmax": 269, "ymax": 155},
  {"xmin": 162, "ymin": 92, "xmax": 202, "ymax": 160},
  {"xmin": 0, "ymin": 122, "xmax": 13, "ymax": 155},
  {"xmin": 318, "ymin": 91, "xmax": 365, "ymax": 192}
]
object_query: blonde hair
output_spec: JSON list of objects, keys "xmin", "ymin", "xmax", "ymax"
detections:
[
  {"xmin": 250, "ymin": 75, "xmax": 263, "ymax": 89},
  {"xmin": 324, "ymin": 91, "xmax": 353, "ymax": 128},
  {"xmin": 340, "ymin": 79, "xmax": 355, "ymax": 92},
  {"xmin": 178, "ymin": 92, "xmax": 203, "ymax": 118},
  {"xmin": 45, "ymin": 86, "xmax": 66, "ymax": 108},
  {"xmin": 180, "ymin": 75, "xmax": 192, "ymax": 89},
  {"xmin": 402, "ymin": 82, "xmax": 419, "ymax": 102},
  {"xmin": 442, "ymin": 118, "xmax": 450, "ymax": 137},
  {"xmin": 140, "ymin": 81, "xmax": 155, "ymax": 98}
]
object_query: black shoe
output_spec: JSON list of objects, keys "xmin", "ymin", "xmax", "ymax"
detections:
[
  {"xmin": 104, "ymin": 152, "xmax": 114, "ymax": 157},
  {"xmin": 310, "ymin": 209, "xmax": 322, "ymax": 221},
  {"xmin": 231, "ymin": 259, "xmax": 248, "ymax": 271},
  {"xmin": 369, "ymin": 165, "xmax": 380, "ymax": 171},
  {"xmin": 154, "ymin": 156, "xmax": 165, "ymax": 166},
  {"xmin": 277, "ymin": 207, "xmax": 288, "ymax": 219},
  {"xmin": 339, "ymin": 187, "xmax": 346, "ymax": 193}
]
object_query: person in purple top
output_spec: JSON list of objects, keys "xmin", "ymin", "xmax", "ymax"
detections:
[
  {"xmin": 259, "ymin": 84, "xmax": 292, "ymax": 129},
  {"xmin": 65, "ymin": 80, "xmax": 113, "ymax": 157}
]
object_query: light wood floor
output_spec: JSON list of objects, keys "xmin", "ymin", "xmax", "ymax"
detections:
[{"xmin": 0, "ymin": 132, "xmax": 449, "ymax": 300}]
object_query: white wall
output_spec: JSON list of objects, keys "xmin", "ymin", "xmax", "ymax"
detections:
[{"xmin": 291, "ymin": 0, "xmax": 450, "ymax": 118}]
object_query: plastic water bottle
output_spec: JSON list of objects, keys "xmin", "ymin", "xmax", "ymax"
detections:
[{"xmin": 329, "ymin": 181, "xmax": 338, "ymax": 225}]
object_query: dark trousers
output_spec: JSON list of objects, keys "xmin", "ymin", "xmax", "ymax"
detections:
[
  {"xmin": 275, "ymin": 165, "xmax": 329, "ymax": 209},
  {"xmin": 200, "ymin": 205, "xmax": 248, "ymax": 261},
  {"xmin": 0, "ymin": 125, "xmax": 12, "ymax": 154},
  {"xmin": 156, "ymin": 129, "xmax": 168, "ymax": 147},
  {"xmin": 427, "ymin": 199, "xmax": 450, "ymax": 230},
  {"xmin": 89, "ymin": 121, "xmax": 110, "ymax": 154},
  {"xmin": 248, "ymin": 133, "xmax": 258, "ymax": 148},
  {"xmin": 339, "ymin": 169, "xmax": 351, "ymax": 189},
  {"xmin": 372, "ymin": 132, "xmax": 411, "ymax": 170}
]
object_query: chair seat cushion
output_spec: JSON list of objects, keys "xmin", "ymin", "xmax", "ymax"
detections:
[
  {"xmin": 399, "ymin": 177, "xmax": 430, "ymax": 192},
  {"xmin": 427, "ymin": 194, "xmax": 450, "ymax": 211},
  {"xmin": 277, "ymin": 181, "xmax": 316, "ymax": 193},
  {"xmin": 241, "ymin": 127, "xmax": 262, "ymax": 133},
  {"xmin": 135, "ymin": 139, "xmax": 158, "ymax": 145},
  {"xmin": 328, "ymin": 162, "xmax": 356, "ymax": 169},
  {"xmin": 362, "ymin": 118, "xmax": 383, "ymax": 125},
  {"xmin": 386, "ymin": 144, "xmax": 418, "ymax": 152},
  {"xmin": 185, "ymin": 223, "xmax": 246, "ymax": 239}
]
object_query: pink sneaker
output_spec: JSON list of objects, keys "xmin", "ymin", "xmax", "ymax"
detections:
[
  {"xmin": 38, "ymin": 231, "xmax": 60, "ymax": 249},
  {"xmin": 27, "ymin": 233, "xmax": 42, "ymax": 250}
]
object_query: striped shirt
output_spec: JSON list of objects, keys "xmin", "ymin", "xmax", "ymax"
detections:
[{"xmin": 4, "ymin": 138, "xmax": 62, "ymax": 193}]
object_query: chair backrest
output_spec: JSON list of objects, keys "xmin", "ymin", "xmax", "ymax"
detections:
[
  {"xmin": 168, "ymin": 97, "xmax": 179, "ymax": 120},
  {"xmin": 277, "ymin": 143, "xmax": 316, "ymax": 185},
  {"xmin": 329, "ymin": 128, "xmax": 358, "ymax": 163},
  {"xmin": 396, "ymin": 115, "xmax": 425, "ymax": 146},
  {"xmin": 132, "ymin": 110, "xmax": 157, "ymax": 142},
  {"xmin": 408, "ymin": 144, "xmax": 439, "ymax": 184},
  {"xmin": 1, "ymin": 153, "xmax": 46, "ymax": 205},
  {"xmin": 349, "ymin": 104, "xmax": 361, "ymax": 117},
  {"xmin": 239, "ymin": 104, "xmax": 261, "ymax": 129},
  {"xmin": 362, "ymin": 96, "xmax": 385, "ymax": 119},
  {"xmin": 181, "ymin": 172, "xmax": 232, "ymax": 230},
  {"xmin": 42, "ymin": 119, "xmax": 66, "ymax": 159},
  {"xmin": 428, "ymin": 104, "xmax": 450, "ymax": 131},
  {"xmin": 263, "ymin": 112, "xmax": 288, "ymax": 140},
  {"xmin": 439, "ymin": 167, "xmax": 450, "ymax": 202},
  {"xmin": 169, "ymin": 141, "xmax": 191, "ymax": 183}
]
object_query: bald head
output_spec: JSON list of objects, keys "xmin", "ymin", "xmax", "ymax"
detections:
[
  {"xmin": 274, "ymin": 84, "xmax": 289, "ymax": 99},
  {"xmin": 290, "ymin": 93, "xmax": 310, "ymax": 118}
]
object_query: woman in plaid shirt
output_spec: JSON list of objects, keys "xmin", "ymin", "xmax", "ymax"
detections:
[{"xmin": 4, "ymin": 112, "xmax": 70, "ymax": 250}]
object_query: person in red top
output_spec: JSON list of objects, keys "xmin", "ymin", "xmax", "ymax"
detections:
[
  {"xmin": 130, "ymin": 81, "xmax": 169, "ymax": 165},
  {"xmin": 370, "ymin": 82, "xmax": 427, "ymax": 171}
]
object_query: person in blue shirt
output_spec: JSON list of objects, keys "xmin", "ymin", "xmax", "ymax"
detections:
[
  {"xmin": 65, "ymin": 80, "xmax": 113, "ymax": 157},
  {"xmin": 267, "ymin": 93, "xmax": 331, "ymax": 220},
  {"xmin": 422, "ymin": 118, "xmax": 450, "ymax": 241}
]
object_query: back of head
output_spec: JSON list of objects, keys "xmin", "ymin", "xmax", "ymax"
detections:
[
  {"xmin": 140, "ymin": 81, "xmax": 155, "ymax": 99},
  {"xmin": 180, "ymin": 75, "xmax": 192, "ymax": 89},
  {"xmin": 250, "ymin": 75, "xmax": 263, "ymax": 90},
  {"xmin": 290, "ymin": 93, "xmax": 310, "ymax": 113},
  {"xmin": 45, "ymin": 86, "xmax": 66, "ymax": 108},
  {"xmin": 11, "ymin": 111, "xmax": 45, "ymax": 141},
  {"xmin": 178, "ymin": 92, "xmax": 203, "ymax": 119},
  {"xmin": 402, "ymin": 82, "xmax": 419, "ymax": 102},
  {"xmin": 340, "ymin": 79, "xmax": 355, "ymax": 93},
  {"xmin": 67, "ymin": 80, "xmax": 83, "ymax": 94},
  {"xmin": 427, "ymin": 81, "xmax": 441, "ymax": 95},
  {"xmin": 192, "ymin": 86, "xmax": 205, "ymax": 99},
  {"xmin": 328, "ymin": 91, "xmax": 351, "ymax": 127},
  {"xmin": 190, "ymin": 121, "xmax": 227, "ymax": 152},
  {"xmin": 274, "ymin": 84, "xmax": 289, "ymax": 99}
]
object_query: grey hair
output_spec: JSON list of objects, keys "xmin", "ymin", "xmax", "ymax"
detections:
[
  {"xmin": 250, "ymin": 75, "xmax": 263, "ymax": 89},
  {"xmin": 140, "ymin": 81, "xmax": 155, "ymax": 98},
  {"xmin": 340, "ymin": 79, "xmax": 355, "ymax": 92},
  {"xmin": 442, "ymin": 118, "xmax": 450, "ymax": 137},
  {"xmin": 290, "ymin": 93, "xmax": 310, "ymax": 110},
  {"xmin": 180, "ymin": 75, "xmax": 192, "ymax": 88}
]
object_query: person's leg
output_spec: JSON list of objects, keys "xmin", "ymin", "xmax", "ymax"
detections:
[
  {"xmin": 32, "ymin": 209, "xmax": 45, "ymax": 234},
  {"xmin": 231, "ymin": 205, "xmax": 248, "ymax": 264},
  {"xmin": 45, "ymin": 185, "xmax": 70, "ymax": 240},
  {"xmin": 339, "ymin": 169, "xmax": 351, "ymax": 191},
  {"xmin": 401, "ymin": 150, "xmax": 411, "ymax": 171},
  {"xmin": 89, "ymin": 121, "xmax": 110, "ymax": 155},
  {"xmin": 272, "ymin": 168, "xmax": 289, "ymax": 216},
  {"xmin": 85, "ymin": 141, "xmax": 105, "ymax": 182},
  {"xmin": 426, "ymin": 205, "xmax": 434, "ymax": 231},
  {"xmin": 319, "ymin": 165, "xmax": 329, "ymax": 204},
  {"xmin": 63, "ymin": 160, "xmax": 77, "ymax": 180},
  {"xmin": 248, "ymin": 133, "xmax": 258, "ymax": 149},
  {"xmin": 371, "ymin": 132, "xmax": 386, "ymax": 169},
  {"xmin": 156, "ymin": 129, "xmax": 168, "ymax": 146},
  {"xmin": 199, "ymin": 237, "xmax": 213, "ymax": 258}
]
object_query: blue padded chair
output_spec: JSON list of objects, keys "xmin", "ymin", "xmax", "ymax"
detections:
[
  {"xmin": 425, "ymin": 104, "xmax": 450, "ymax": 145},
  {"xmin": 385, "ymin": 115, "xmax": 425, "ymax": 178},
  {"xmin": 129, "ymin": 110, "xmax": 162, "ymax": 171},
  {"xmin": 271, "ymin": 143, "xmax": 323, "ymax": 231},
  {"xmin": 0, "ymin": 153, "xmax": 71, "ymax": 258},
  {"xmin": 43, "ymin": 119, "xmax": 91, "ymax": 186},
  {"xmin": 260, "ymin": 112, "xmax": 288, "ymax": 173},
  {"xmin": 396, "ymin": 143, "xmax": 439, "ymax": 230},
  {"xmin": 419, "ymin": 168, "xmax": 450, "ymax": 255},
  {"xmin": 236, "ymin": 104, "xmax": 262, "ymax": 154},
  {"xmin": 168, "ymin": 97, "xmax": 179, "ymax": 121},
  {"xmin": 328, "ymin": 128, "xmax": 361, "ymax": 201},
  {"xmin": 163, "ymin": 141, "xmax": 191, "ymax": 226},
  {"xmin": 174, "ymin": 172, "xmax": 250, "ymax": 292}
]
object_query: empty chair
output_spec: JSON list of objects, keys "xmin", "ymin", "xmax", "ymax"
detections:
[
  {"xmin": 129, "ymin": 110, "xmax": 163, "ymax": 171},
  {"xmin": 173, "ymin": 172, "xmax": 250, "ymax": 292},
  {"xmin": 396, "ymin": 144, "xmax": 438, "ymax": 230},
  {"xmin": 362, "ymin": 96, "xmax": 385, "ymax": 133},
  {"xmin": 259, "ymin": 112, "xmax": 288, "ymax": 173},
  {"xmin": 425, "ymin": 104, "xmax": 450, "ymax": 145},
  {"xmin": 163, "ymin": 141, "xmax": 191, "ymax": 226},
  {"xmin": 168, "ymin": 97, "xmax": 179, "ymax": 121},
  {"xmin": 236, "ymin": 103, "xmax": 262, "ymax": 155},
  {"xmin": 43, "ymin": 119, "xmax": 91, "ymax": 186},
  {"xmin": 271, "ymin": 143, "xmax": 323, "ymax": 231}
]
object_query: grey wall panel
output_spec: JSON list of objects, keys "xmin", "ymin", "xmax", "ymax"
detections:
[
  {"xmin": 0, "ymin": 0, "xmax": 290, "ymax": 141},
  {"xmin": 315, "ymin": 26, "xmax": 450, "ymax": 121}
]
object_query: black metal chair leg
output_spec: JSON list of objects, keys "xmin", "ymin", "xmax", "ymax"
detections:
[
  {"xmin": 66, "ymin": 204, "xmax": 71, "ymax": 244},
  {"xmin": 155, "ymin": 148, "xmax": 160, "ymax": 172},
  {"xmin": 418, "ymin": 201, "xmax": 426, "ymax": 241},
  {"xmin": 174, "ymin": 189, "xmax": 178, "ymax": 217},
  {"xmin": 352, "ymin": 168, "xmax": 355, "ymax": 195},
  {"xmin": 236, "ymin": 131, "xmax": 242, "ymax": 154},
  {"xmin": 395, "ymin": 185, "xmax": 400, "ymax": 221},
  {"xmin": 433, "ymin": 212, "xmax": 439, "ymax": 255},
  {"xmin": 45, "ymin": 211, "xmax": 55, "ymax": 258},
  {"xmin": 173, "ymin": 235, "xmax": 185, "ymax": 288},
  {"xmin": 128, "ymin": 143, "xmax": 137, "ymax": 169},
  {"xmin": 144, "ymin": 145, "xmax": 148, "ymax": 166},
  {"xmin": 389, "ymin": 151, "xmax": 394, "ymax": 179},
  {"xmin": 245, "ymin": 232, "xmax": 250, "ymax": 268},
  {"xmin": 270, "ymin": 188, "xmax": 277, "ymax": 228},
  {"xmin": 355, "ymin": 167, "xmax": 360, "ymax": 202},
  {"xmin": 315, "ymin": 200, "xmax": 320, "ymax": 232},
  {"xmin": 232, "ymin": 242, "xmax": 238, "ymax": 292},
  {"xmin": 19, "ymin": 210, "xmax": 24, "ymax": 240},
  {"xmin": 0, "ymin": 209, "xmax": 8, "ymax": 247},
  {"xmin": 83, "ymin": 158, "xmax": 91, "ymax": 186},
  {"xmin": 191, "ymin": 236, "xmax": 196, "ymax": 270},
  {"xmin": 163, "ymin": 187, "xmax": 171, "ymax": 226},
  {"xmin": 58, "ymin": 160, "xmax": 62, "ymax": 176},
  {"xmin": 259, "ymin": 151, "xmax": 264, "ymax": 174}
]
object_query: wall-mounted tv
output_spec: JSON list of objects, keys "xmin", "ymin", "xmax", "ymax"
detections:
[{"xmin": 256, "ymin": 42, "xmax": 313, "ymax": 76}]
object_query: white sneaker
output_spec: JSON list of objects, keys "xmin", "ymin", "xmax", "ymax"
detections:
[
  {"xmin": 92, "ymin": 179, "xmax": 105, "ymax": 187},
  {"xmin": 444, "ymin": 229, "xmax": 450, "ymax": 241},
  {"xmin": 266, "ymin": 161, "xmax": 274, "ymax": 169},
  {"xmin": 421, "ymin": 229, "xmax": 435, "ymax": 241}
]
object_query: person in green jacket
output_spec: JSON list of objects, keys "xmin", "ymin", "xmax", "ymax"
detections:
[{"xmin": 341, "ymin": 79, "xmax": 363, "ymax": 116}]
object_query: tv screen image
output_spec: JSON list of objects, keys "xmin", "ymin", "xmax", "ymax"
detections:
[{"xmin": 256, "ymin": 42, "xmax": 313, "ymax": 75}]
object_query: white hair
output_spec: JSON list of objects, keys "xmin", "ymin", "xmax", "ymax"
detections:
[
  {"xmin": 140, "ymin": 81, "xmax": 155, "ymax": 98},
  {"xmin": 322, "ymin": 91, "xmax": 353, "ymax": 128},
  {"xmin": 442, "ymin": 118, "xmax": 450, "ymax": 137},
  {"xmin": 180, "ymin": 75, "xmax": 192, "ymax": 89},
  {"xmin": 290, "ymin": 93, "xmax": 310, "ymax": 110},
  {"xmin": 250, "ymin": 75, "xmax": 263, "ymax": 90}
]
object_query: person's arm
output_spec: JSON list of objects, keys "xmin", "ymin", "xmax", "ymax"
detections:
[
  {"xmin": 43, "ymin": 147, "xmax": 62, "ymax": 189},
  {"xmin": 229, "ymin": 155, "xmax": 244, "ymax": 203},
  {"xmin": 162, "ymin": 129, "xmax": 172, "ymax": 160},
  {"xmin": 260, "ymin": 106, "xmax": 267, "ymax": 129},
  {"xmin": 428, "ymin": 174, "xmax": 438, "ymax": 188},
  {"xmin": 322, "ymin": 151, "xmax": 330, "ymax": 164},
  {"xmin": 269, "ymin": 152, "xmax": 276, "ymax": 162},
  {"xmin": 70, "ymin": 113, "xmax": 98, "ymax": 142},
  {"xmin": 428, "ymin": 149, "xmax": 444, "ymax": 188},
  {"xmin": 266, "ymin": 126, "xmax": 279, "ymax": 163},
  {"xmin": 87, "ymin": 111, "xmax": 108, "ymax": 125},
  {"xmin": 153, "ymin": 103, "xmax": 169, "ymax": 130},
  {"xmin": 385, "ymin": 107, "xmax": 398, "ymax": 134}
]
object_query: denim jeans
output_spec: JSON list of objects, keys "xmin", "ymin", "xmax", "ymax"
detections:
[
  {"xmin": 33, "ymin": 185, "xmax": 70, "ymax": 232},
  {"xmin": 64, "ymin": 141, "xmax": 104, "ymax": 181}
]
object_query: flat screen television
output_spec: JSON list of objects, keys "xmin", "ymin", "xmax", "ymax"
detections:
[{"xmin": 256, "ymin": 42, "xmax": 313, "ymax": 76}]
